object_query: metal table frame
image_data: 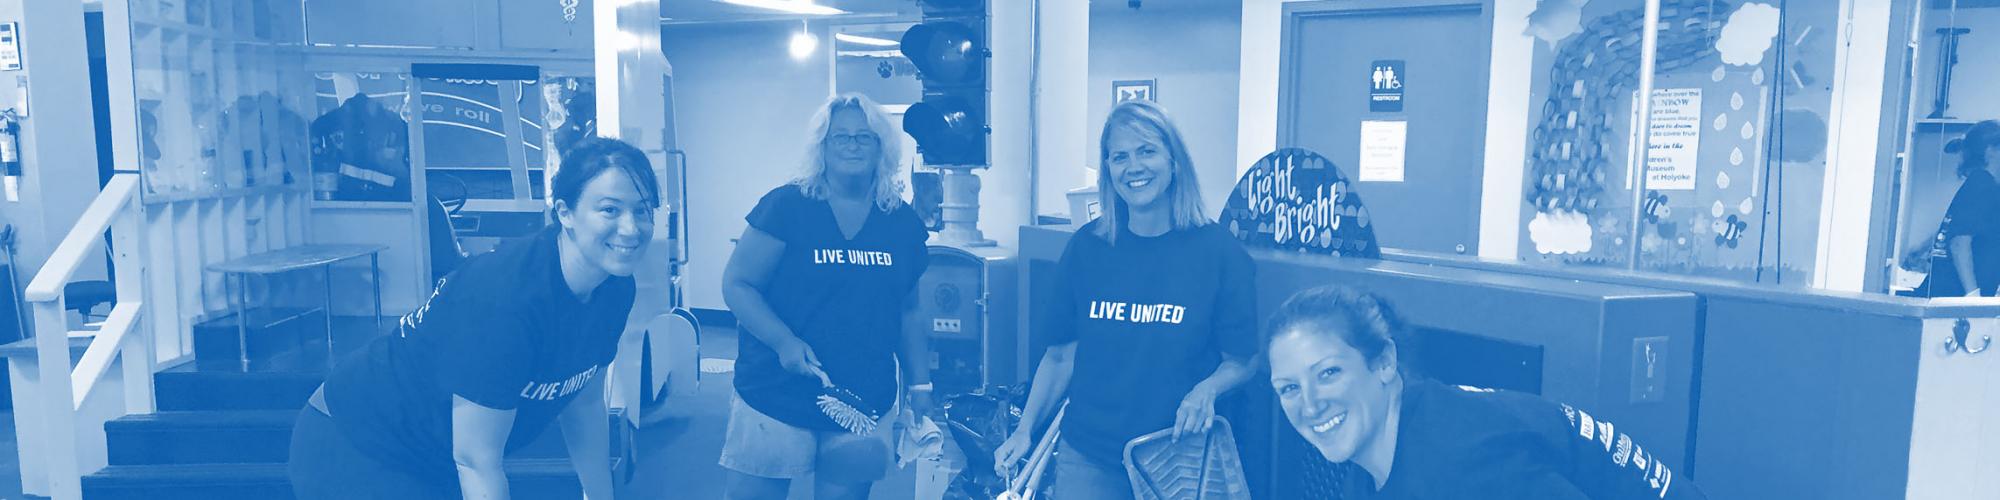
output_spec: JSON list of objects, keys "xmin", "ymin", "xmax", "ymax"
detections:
[{"xmin": 206, "ymin": 244, "xmax": 386, "ymax": 370}]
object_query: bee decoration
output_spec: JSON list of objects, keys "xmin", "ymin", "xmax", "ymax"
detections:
[{"xmin": 1713, "ymin": 215, "xmax": 1749, "ymax": 248}]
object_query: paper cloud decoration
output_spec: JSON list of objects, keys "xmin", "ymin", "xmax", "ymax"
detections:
[
  {"xmin": 1530, "ymin": 210, "xmax": 1594, "ymax": 255},
  {"xmin": 1718, "ymin": 3, "xmax": 1781, "ymax": 66},
  {"xmin": 1525, "ymin": 0, "xmax": 1591, "ymax": 45}
]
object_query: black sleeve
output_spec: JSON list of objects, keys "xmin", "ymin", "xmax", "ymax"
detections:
[
  {"xmin": 1555, "ymin": 403, "xmax": 1707, "ymax": 500},
  {"xmin": 434, "ymin": 298, "xmax": 538, "ymax": 411},
  {"xmin": 745, "ymin": 186, "xmax": 799, "ymax": 243},
  {"xmin": 1211, "ymin": 234, "xmax": 1259, "ymax": 360},
  {"xmin": 1037, "ymin": 237, "xmax": 1084, "ymax": 345},
  {"xmin": 905, "ymin": 207, "xmax": 931, "ymax": 294},
  {"xmin": 1945, "ymin": 175, "xmax": 2000, "ymax": 239}
]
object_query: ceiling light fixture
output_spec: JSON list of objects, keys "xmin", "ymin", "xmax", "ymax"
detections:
[
  {"xmin": 790, "ymin": 20, "xmax": 819, "ymax": 60},
  {"xmin": 828, "ymin": 32, "xmax": 900, "ymax": 46},
  {"xmin": 720, "ymin": 0, "xmax": 848, "ymax": 16}
]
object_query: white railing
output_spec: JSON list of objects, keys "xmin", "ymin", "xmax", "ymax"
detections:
[{"xmin": 21, "ymin": 173, "xmax": 151, "ymax": 500}]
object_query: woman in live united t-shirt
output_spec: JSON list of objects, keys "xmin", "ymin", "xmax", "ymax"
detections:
[
  {"xmin": 718, "ymin": 93, "xmax": 932, "ymax": 500},
  {"xmin": 995, "ymin": 100, "xmax": 1260, "ymax": 498},
  {"xmin": 287, "ymin": 138, "xmax": 658, "ymax": 500},
  {"xmin": 1265, "ymin": 285, "xmax": 1708, "ymax": 500}
]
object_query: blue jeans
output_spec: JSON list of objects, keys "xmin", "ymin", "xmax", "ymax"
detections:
[{"xmin": 1053, "ymin": 439, "xmax": 1135, "ymax": 499}]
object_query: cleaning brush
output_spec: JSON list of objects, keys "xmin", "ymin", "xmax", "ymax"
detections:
[{"xmin": 817, "ymin": 383, "xmax": 882, "ymax": 435}]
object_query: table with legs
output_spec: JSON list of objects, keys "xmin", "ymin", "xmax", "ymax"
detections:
[{"xmin": 207, "ymin": 244, "xmax": 386, "ymax": 370}]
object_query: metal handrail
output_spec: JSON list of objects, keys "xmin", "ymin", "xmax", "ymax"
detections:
[{"xmin": 24, "ymin": 173, "xmax": 152, "ymax": 500}]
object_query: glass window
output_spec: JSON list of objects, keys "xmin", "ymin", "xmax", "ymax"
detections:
[{"xmin": 1519, "ymin": 0, "xmax": 1839, "ymax": 286}]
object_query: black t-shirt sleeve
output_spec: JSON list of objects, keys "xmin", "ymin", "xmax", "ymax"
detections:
[
  {"xmin": 1038, "ymin": 237, "xmax": 1085, "ymax": 345},
  {"xmin": 435, "ymin": 304, "xmax": 538, "ymax": 411},
  {"xmin": 746, "ymin": 186, "xmax": 800, "ymax": 243},
  {"xmin": 1211, "ymin": 233, "xmax": 1259, "ymax": 360},
  {"xmin": 902, "ymin": 205, "xmax": 932, "ymax": 294},
  {"xmin": 1552, "ymin": 403, "xmax": 1707, "ymax": 500},
  {"xmin": 1946, "ymin": 173, "xmax": 2000, "ymax": 239}
]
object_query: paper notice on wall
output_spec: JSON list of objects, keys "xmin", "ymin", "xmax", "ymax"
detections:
[
  {"xmin": 1359, "ymin": 120, "xmax": 1407, "ymax": 182},
  {"xmin": 1626, "ymin": 88, "xmax": 1703, "ymax": 190}
]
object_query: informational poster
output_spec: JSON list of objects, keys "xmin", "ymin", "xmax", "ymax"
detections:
[
  {"xmin": 1359, "ymin": 120, "xmax": 1407, "ymax": 182},
  {"xmin": 1626, "ymin": 88, "xmax": 1703, "ymax": 190},
  {"xmin": 1369, "ymin": 60, "xmax": 1404, "ymax": 112},
  {"xmin": 0, "ymin": 23, "xmax": 20, "ymax": 71}
]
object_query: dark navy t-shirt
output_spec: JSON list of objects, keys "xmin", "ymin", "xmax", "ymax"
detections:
[
  {"xmin": 1334, "ymin": 379, "xmax": 1706, "ymax": 500},
  {"xmin": 322, "ymin": 226, "xmax": 636, "ymax": 475},
  {"xmin": 1037, "ymin": 220, "xmax": 1258, "ymax": 466},
  {"xmin": 1944, "ymin": 169, "xmax": 2000, "ymax": 294},
  {"xmin": 735, "ymin": 185, "xmax": 930, "ymax": 431}
]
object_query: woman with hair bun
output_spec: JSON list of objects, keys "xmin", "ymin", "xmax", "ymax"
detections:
[
  {"xmin": 289, "ymin": 137, "xmax": 659, "ymax": 500},
  {"xmin": 1264, "ymin": 285, "xmax": 1708, "ymax": 499}
]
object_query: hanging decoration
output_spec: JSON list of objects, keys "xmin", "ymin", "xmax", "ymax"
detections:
[{"xmin": 1526, "ymin": 0, "xmax": 1729, "ymax": 219}]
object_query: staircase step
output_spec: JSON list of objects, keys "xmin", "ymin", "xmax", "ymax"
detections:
[
  {"xmin": 106, "ymin": 410, "xmax": 296, "ymax": 465},
  {"xmin": 82, "ymin": 459, "xmax": 601, "ymax": 500},
  {"xmin": 154, "ymin": 370, "xmax": 322, "ymax": 411},
  {"xmin": 105, "ymin": 408, "xmax": 630, "ymax": 465}
]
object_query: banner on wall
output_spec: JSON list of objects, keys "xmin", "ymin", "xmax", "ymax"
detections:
[{"xmin": 1626, "ymin": 88, "xmax": 1703, "ymax": 191}]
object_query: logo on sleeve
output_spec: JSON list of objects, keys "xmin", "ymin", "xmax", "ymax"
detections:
[
  {"xmin": 1087, "ymin": 300, "xmax": 1188, "ymax": 325},
  {"xmin": 517, "ymin": 365, "xmax": 603, "ymax": 401},
  {"xmin": 813, "ymin": 248, "xmax": 895, "ymax": 266},
  {"xmin": 1613, "ymin": 434, "xmax": 1633, "ymax": 467}
]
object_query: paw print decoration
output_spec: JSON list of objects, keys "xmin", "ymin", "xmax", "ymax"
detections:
[{"xmin": 1713, "ymin": 215, "xmax": 1749, "ymax": 248}]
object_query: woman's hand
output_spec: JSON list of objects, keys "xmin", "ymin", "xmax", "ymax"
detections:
[
  {"xmin": 993, "ymin": 431, "xmax": 1034, "ymax": 478},
  {"xmin": 1174, "ymin": 383, "xmax": 1221, "ymax": 441},
  {"xmin": 774, "ymin": 337, "xmax": 832, "ymax": 386}
]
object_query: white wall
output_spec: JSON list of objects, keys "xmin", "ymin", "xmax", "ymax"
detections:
[
  {"xmin": 1032, "ymin": 1, "xmax": 1090, "ymax": 221},
  {"xmin": 1086, "ymin": 3, "xmax": 1242, "ymax": 217},
  {"xmin": 663, "ymin": 22, "xmax": 832, "ymax": 311},
  {"xmin": 1917, "ymin": 7, "xmax": 2000, "ymax": 122},
  {"xmin": 0, "ymin": 0, "xmax": 107, "ymax": 291}
]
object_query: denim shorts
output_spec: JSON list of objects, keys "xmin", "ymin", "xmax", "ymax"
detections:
[{"xmin": 717, "ymin": 395, "xmax": 900, "ymax": 480}]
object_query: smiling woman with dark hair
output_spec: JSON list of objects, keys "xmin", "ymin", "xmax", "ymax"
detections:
[
  {"xmin": 288, "ymin": 137, "xmax": 659, "ymax": 500},
  {"xmin": 1265, "ymin": 285, "xmax": 1708, "ymax": 500}
]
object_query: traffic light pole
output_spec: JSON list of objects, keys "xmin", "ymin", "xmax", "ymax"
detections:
[{"xmin": 935, "ymin": 164, "xmax": 996, "ymax": 247}]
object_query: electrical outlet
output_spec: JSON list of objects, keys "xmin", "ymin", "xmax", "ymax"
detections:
[
  {"xmin": 932, "ymin": 318, "xmax": 961, "ymax": 334},
  {"xmin": 1631, "ymin": 337, "xmax": 1667, "ymax": 404}
]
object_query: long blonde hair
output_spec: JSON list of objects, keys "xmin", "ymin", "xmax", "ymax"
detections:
[
  {"xmin": 792, "ymin": 93, "xmax": 907, "ymax": 211},
  {"xmin": 1094, "ymin": 100, "xmax": 1210, "ymax": 244}
]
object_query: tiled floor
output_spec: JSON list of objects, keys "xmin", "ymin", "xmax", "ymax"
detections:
[{"xmin": 617, "ymin": 324, "xmax": 934, "ymax": 500}]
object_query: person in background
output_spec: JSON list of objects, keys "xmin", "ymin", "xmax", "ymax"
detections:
[
  {"xmin": 718, "ymin": 92, "xmax": 932, "ymax": 500},
  {"xmin": 1935, "ymin": 120, "xmax": 2000, "ymax": 297},
  {"xmin": 995, "ymin": 100, "xmax": 1259, "ymax": 498},
  {"xmin": 1264, "ymin": 285, "xmax": 1707, "ymax": 499},
  {"xmin": 288, "ymin": 137, "xmax": 659, "ymax": 500}
]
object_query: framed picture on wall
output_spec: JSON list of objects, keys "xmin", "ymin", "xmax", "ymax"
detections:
[{"xmin": 1113, "ymin": 79, "xmax": 1155, "ymax": 103}]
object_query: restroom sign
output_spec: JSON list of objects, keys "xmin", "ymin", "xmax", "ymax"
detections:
[{"xmin": 1369, "ymin": 60, "xmax": 1404, "ymax": 112}]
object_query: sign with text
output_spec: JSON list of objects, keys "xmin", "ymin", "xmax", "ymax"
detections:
[
  {"xmin": 1359, "ymin": 120, "xmax": 1407, "ymax": 182},
  {"xmin": 1626, "ymin": 88, "xmax": 1703, "ymax": 190},
  {"xmin": 1222, "ymin": 149, "xmax": 1380, "ymax": 258},
  {"xmin": 1369, "ymin": 60, "xmax": 1404, "ymax": 112}
]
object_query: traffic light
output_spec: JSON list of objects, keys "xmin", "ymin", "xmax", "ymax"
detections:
[{"xmin": 901, "ymin": 0, "xmax": 988, "ymax": 167}]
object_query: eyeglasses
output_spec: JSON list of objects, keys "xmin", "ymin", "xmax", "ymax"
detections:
[{"xmin": 825, "ymin": 132, "xmax": 880, "ymax": 148}]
